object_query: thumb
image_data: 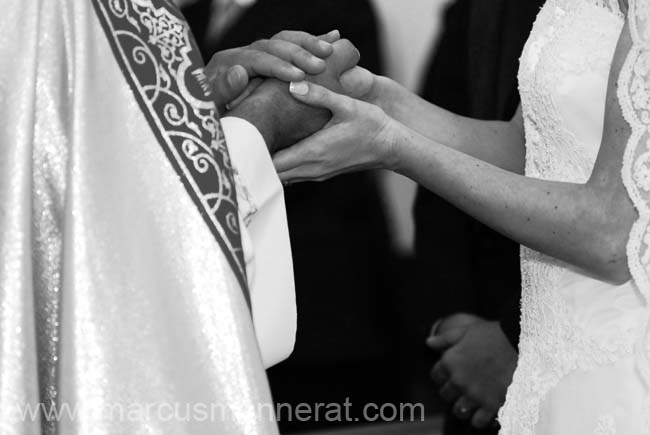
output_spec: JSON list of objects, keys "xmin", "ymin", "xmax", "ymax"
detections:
[
  {"xmin": 289, "ymin": 81, "xmax": 354, "ymax": 115},
  {"xmin": 426, "ymin": 327, "xmax": 466, "ymax": 351},
  {"xmin": 339, "ymin": 67, "xmax": 375, "ymax": 99},
  {"xmin": 213, "ymin": 65, "xmax": 249, "ymax": 111}
]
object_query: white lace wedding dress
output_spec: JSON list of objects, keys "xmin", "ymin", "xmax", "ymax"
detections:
[{"xmin": 497, "ymin": 0, "xmax": 650, "ymax": 433}]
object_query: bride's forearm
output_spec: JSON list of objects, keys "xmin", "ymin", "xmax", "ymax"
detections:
[
  {"xmin": 368, "ymin": 76, "xmax": 525, "ymax": 174},
  {"xmin": 387, "ymin": 124, "xmax": 633, "ymax": 284}
]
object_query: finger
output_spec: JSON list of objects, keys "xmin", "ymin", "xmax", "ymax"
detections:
[
  {"xmin": 238, "ymin": 50, "xmax": 306, "ymax": 82},
  {"xmin": 280, "ymin": 162, "xmax": 366, "ymax": 185},
  {"xmin": 279, "ymin": 168, "xmax": 337, "ymax": 184},
  {"xmin": 250, "ymin": 39, "xmax": 327, "ymax": 75},
  {"xmin": 278, "ymin": 169, "xmax": 316, "ymax": 183},
  {"xmin": 426, "ymin": 327, "xmax": 466, "ymax": 351},
  {"xmin": 330, "ymin": 39, "xmax": 361, "ymax": 74},
  {"xmin": 452, "ymin": 397, "xmax": 478, "ymax": 421},
  {"xmin": 277, "ymin": 163, "xmax": 324, "ymax": 183},
  {"xmin": 272, "ymin": 30, "xmax": 334, "ymax": 58},
  {"xmin": 438, "ymin": 381, "xmax": 462, "ymax": 403},
  {"xmin": 471, "ymin": 408, "xmax": 497, "ymax": 429},
  {"xmin": 318, "ymin": 29, "xmax": 341, "ymax": 44},
  {"xmin": 289, "ymin": 81, "xmax": 355, "ymax": 115},
  {"xmin": 430, "ymin": 361, "xmax": 449, "ymax": 385},
  {"xmin": 273, "ymin": 130, "xmax": 323, "ymax": 173}
]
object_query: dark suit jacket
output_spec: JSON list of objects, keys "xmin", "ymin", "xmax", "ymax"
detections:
[
  {"xmin": 412, "ymin": 1, "xmax": 544, "ymax": 433},
  {"xmin": 416, "ymin": 0, "xmax": 544, "ymax": 349}
]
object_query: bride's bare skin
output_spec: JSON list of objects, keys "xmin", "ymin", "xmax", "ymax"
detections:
[{"xmin": 274, "ymin": 20, "xmax": 636, "ymax": 285}]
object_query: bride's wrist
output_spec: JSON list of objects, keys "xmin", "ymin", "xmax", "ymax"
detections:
[{"xmin": 378, "ymin": 117, "xmax": 405, "ymax": 172}]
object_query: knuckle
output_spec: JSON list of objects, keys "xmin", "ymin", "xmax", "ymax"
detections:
[
  {"xmin": 249, "ymin": 49, "xmax": 264, "ymax": 61},
  {"xmin": 249, "ymin": 39, "xmax": 268, "ymax": 50},
  {"xmin": 267, "ymin": 38, "xmax": 285, "ymax": 50},
  {"xmin": 440, "ymin": 384, "xmax": 459, "ymax": 402},
  {"xmin": 273, "ymin": 30, "xmax": 290, "ymax": 39},
  {"xmin": 288, "ymin": 30, "xmax": 308, "ymax": 40},
  {"xmin": 368, "ymin": 105, "xmax": 384, "ymax": 120},
  {"xmin": 340, "ymin": 97, "xmax": 355, "ymax": 113},
  {"xmin": 303, "ymin": 146, "xmax": 319, "ymax": 162},
  {"xmin": 430, "ymin": 363, "xmax": 444, "ymax": 384},
  {"xmin": 289, "ymin": 45, "xmax": 308, "ymax": 59},
  {"xmin": 440, "ymin": 351, "xmax": 456, "ymax": 369},
  {"xmin": 471, "ymin": 410, "xmax": 494, "ymax": 429},
  {"xmin": 273, "ymin": 30, "xmax": 299, "ymax": 41},
  {"xmin": 313, "ymin": 145, "xmax": 328, "ymax": 161},
  {"xmin": 449, "ymin": 369, "xmax": 467, "ymax": 388},
  {"xmin": 337, "ymin": 38, "xmax": 353, "ymax": 50},
  {"xmin": 464, "ymin": 385, "xmax": 483, "ymax": 402},
  {"xmin": 482, "ymin": 402, "xmax": 499, "ymax": 416}
]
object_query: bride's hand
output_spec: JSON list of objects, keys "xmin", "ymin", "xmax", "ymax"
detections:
[
  {"xmin": 272, "ymin": 81, "xmax": 399, "ymax": 183},
  {"xmin": 206, "ymin": 30, "xmax": 341, "ymax": 112}
]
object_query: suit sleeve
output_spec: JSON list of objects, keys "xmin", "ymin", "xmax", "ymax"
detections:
[{"xmin": 221, "ymin": 116, "xmax": 296, "ymax": 369}]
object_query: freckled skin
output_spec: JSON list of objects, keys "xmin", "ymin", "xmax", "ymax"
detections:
[{"xmin": 277, "ymin": 18, "xmax": 636, "ymax": 283}]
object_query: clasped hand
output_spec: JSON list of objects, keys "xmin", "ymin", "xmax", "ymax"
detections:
[
  {"xmin": 426, "ymin": 313, "xmax": 518, "ymax": 429},
  {"xmin": 206, "ymin": 30, "xmax": 340, "ymax": 113},
  {"xmin": 207, "ymin": 29, "xmax": 399, "ymax": 165}
]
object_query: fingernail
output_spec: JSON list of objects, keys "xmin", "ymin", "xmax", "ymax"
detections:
[
  {"xmin": 328, "ymin": 29, "xmax": 340, "ymax": 38},
  {"xmin": 289, "ymin": 81, "xmax": 309, "ymax": 96},
  {"xmin": 291, "ymin": 66, "xmax": 304, "ymax": 76},
  {"xmin": 227, "ymin": 67, "xmax": 242, "ymax": 87}
]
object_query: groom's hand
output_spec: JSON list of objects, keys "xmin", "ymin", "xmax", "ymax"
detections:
[
  {"xmin": 427, "ymin": 314, "xmax": 517, "ymax": 429},
  {"xmin": 226, "ymin": 38, "xmax": 361, "ymax": 152}
]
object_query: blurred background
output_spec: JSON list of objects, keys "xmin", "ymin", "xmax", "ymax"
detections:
[{"xmin": 181, "ymin": 1, "xmax": 465, "ymax": 434}]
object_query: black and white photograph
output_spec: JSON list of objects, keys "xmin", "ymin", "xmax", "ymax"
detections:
[{"xmin": 1, "ymin": 0, "xmax": 649, "ymax": 434}]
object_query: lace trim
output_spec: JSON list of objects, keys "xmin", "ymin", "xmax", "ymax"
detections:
[
  {"xmin": 518, "ymin": 0, "xmax": 606, "ymax": 184},
  {"xmin": 594, "ymin": 414, "xmax": 617, "ymax": 435},
  {"xmin": 619, "ymin": 1, "xmax": 650, "ymax": 433},
  {"xmin": 500, "ymin": 1, "xmax": 634, "ymax": 433},
  {"xmin": 499, "ymin": 249, "xmax": 635, "ymax": 435}
]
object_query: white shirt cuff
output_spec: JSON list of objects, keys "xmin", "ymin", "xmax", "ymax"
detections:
[{"xmin": 221, "ymin": 116, "xmax": 296, "ymax": 368}]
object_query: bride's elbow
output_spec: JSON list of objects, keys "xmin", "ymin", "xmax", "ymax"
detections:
[
  {"xmin": 593, "ymin": 228, "xmax": 631, "ymax": 286},
  {"xmin": 597, "ymin": 257, "xmax": 631, "ymax": 286},
  {"xmin": 584, "ymin": 185, "xmax": 635, "ymax": 285}
]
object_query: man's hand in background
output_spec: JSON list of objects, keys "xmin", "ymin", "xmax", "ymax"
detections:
[
  {"xmin": 426, "ymin": 314, "xmax": 518, "ymax": 429},
  {"xmin": 226, "ymin": 38, "xmax": 361, "ymax": 153}
]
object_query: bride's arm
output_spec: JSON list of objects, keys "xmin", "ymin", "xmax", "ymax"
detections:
[
  {"xmin": 277, "ymin": 21, "xmax": 636, "ymax": 284},
  {"xmin": 365, "ymin": 76, "xmax": 526, "ymax": 174},
  {"xmin": 392, "ymin": 108, "xmax": 632, "ymax": 284}
]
